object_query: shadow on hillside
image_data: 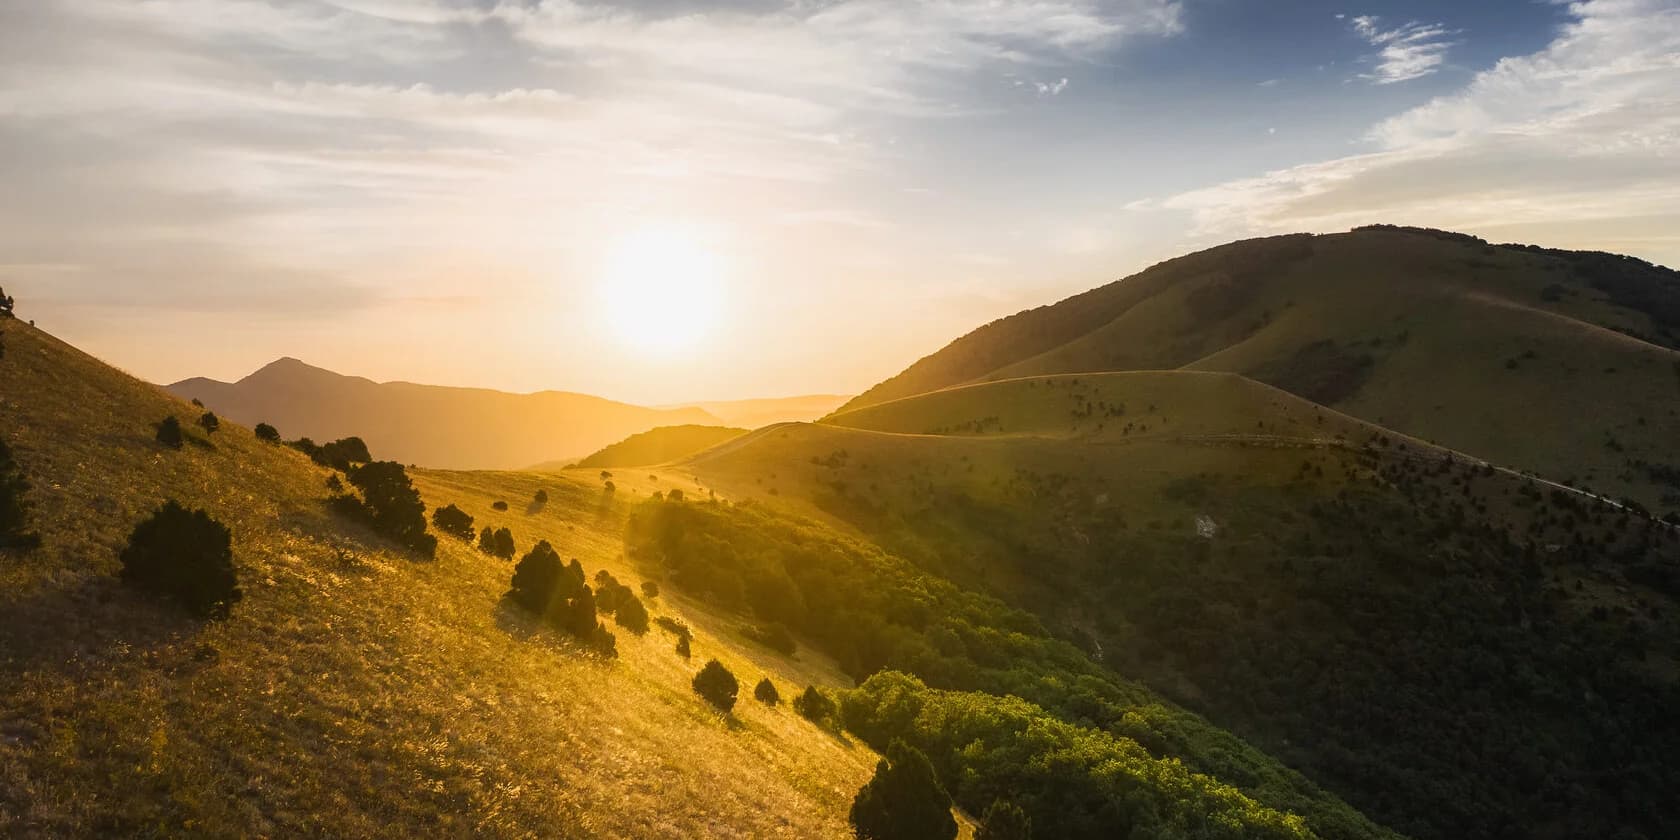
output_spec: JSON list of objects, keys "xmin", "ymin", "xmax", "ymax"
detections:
[
  {"xmin": 0, "ymin": 574, "xmax": 201, "ymax": 681},
  {"xmin": 491, "ymin": 594, "xmax": 615, "ymax": 664},
  {"xmin": 525, "ymin": 499, "xmax": 547, "ymax": 516}
]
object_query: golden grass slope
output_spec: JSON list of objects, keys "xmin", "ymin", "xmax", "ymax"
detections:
[
  {"xmin": 838, "ymin": 228, "xmax": 1680, "ymax": 515},
  {"xmin": 574, "ymin": 424, "xmax": 749, "ymax": 469},
  {"xmin": 0, "ymin": 320, "xmax": 878, "ymax": 838}
]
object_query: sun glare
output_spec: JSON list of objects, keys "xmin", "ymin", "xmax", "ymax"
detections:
[{"xmin": 599, "ymin": 226, "xmax": 726, "ymax": 355}]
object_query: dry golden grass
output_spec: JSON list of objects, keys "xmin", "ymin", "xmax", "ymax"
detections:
[{"xmin": 0, "ymin": 321, "xmax": 879, "ymax": 838}]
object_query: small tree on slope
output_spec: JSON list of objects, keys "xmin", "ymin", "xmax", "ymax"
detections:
[{"xmin": 848, "ymin": 740, "xmax": 956, "ymax": 840}]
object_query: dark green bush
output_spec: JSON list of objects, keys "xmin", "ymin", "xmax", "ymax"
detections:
[
  {"xmin": 754, "ymin": 677, "xmax": 780, "ymax": 705},
  {"xmin": 0, "ymin": 439, "xmax": 40, "ymax": 550},
  {"xmin": 676, "ymin": 635, "xmax": 691, "ymax": 659},
  {"xmin": 640, "ymin": 580, "xmax": 659, "ymax": 599},
  {"xmin": 431, "ymin": 504, "xmax": 475, "ymax": 540},
  {"xmin": 492, "ymin": 500, "xmax": 509, "ymax": 511},
  {"xmin": 119, "ymin": 500, "xmax": 241, "ymax": 619},
  {"xmin": 254, "ymin": 422, "xmax": 280, "ymax": 442},
  {"xmin": 339, "ymin": 461, "xmax": 436, "ymax": 556},
  {"xmin": 155, "ymin": 416, "xmax": 184, "ymax": 449},
  {"xmin": 692, "ymin": 659, "xmax": 738, "ymax": 713},
  {"xmin": 793, "ymin": 685, "xmax": 836, "ymax": 725},
  {"xmin": 198, "ymin": 411, "xmax": 219, "ymax": 434},
  {"xmin": 510, "ymin": 540, "xmax": 579, "ymax": 615},
  {"xmin": 848, "ymin": 739, "xmax": 956, "ymax": 840}
]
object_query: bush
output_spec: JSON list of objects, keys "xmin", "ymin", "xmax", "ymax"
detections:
[
  {"xmin": 254, "ymin": 422, "xmax": 280, "ymax": 442},
  {"xmin": 119, "ymin": 500, "xmax": 242, "ymax": 619},
  {"xmin": 640, "ymin": 580, "xmax": 659, "ymax": 599},
  {"xmin": 431, "ymin": 504, "xmax": 475, "ymax": 540},
  {"xmin": 198, "ymin": 411, "xmax": 220, "ymax": 434},
  {"xmin": 156, "ymin": 416, "xmax": 184, "ymax": 449},
  {"xmin": 755, "ymin": 677, "xmax": 780, "ymax": 705},
  {"xmin": 613, "ymin": 591, "xmax": 650, "ymax": 634},
  {"xmin": 510, "ymin": 540, "xmax": 579, "ymax": 615},
  {"xmin": 849, "ymin": 740, "xmax": 957, "ymax": 840},
  {"xmin": 492, "ymin": 500, "xmax": 509, "ymax": 511},
  {"xmin": 0, "ymin": 439, "xmax": 40, "ymax": 550},
  {"xmin": 341, "ymin": 461, "xmax": 436, "ymax": 556},
  {"xmin": 676, "ymin": 635, "xmax": 691, "ymax": 659},
  {"xmin": 793, "ymin": 685, "xmax": 837, "ymax": 725},
  {"xmin": 692, "ymin": 659, "xmax": 739, "ymax": 712},
  {"xmin": 293, "ymin": 436, "xmax": 371, "ymax": 470},
  {"xmin": 533, "ymin": 489, "xmax": 548, "ymax": 505},
  {"xmin": 656, "ymin": 615, "xmax": 693, "ymax": 639},
  {"xmin": 977, "ymin": 801, "xmax": 1031, "ymax": 840}
]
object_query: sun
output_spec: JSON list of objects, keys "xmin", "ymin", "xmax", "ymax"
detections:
[{"xmin": 599, "ymin": 226, "xmax": 726, "ymax": 355}]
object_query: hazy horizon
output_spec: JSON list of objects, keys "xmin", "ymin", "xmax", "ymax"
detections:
[{"xmin": 3, "ymin": 0, "xmax": 1678, "ymax": 404}]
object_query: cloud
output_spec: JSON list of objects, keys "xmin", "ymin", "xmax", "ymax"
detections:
[
  {"xmin": 1035, "ymin": 77, "xmax": 1071, "ymax": 95},
  {"xmin": 1166, "ymin": 0, "xmax": 1680, "ymax": 266},
  {"xmin": 1348, "ymin": 14, "xmax": 1456, "ymax": 84}
]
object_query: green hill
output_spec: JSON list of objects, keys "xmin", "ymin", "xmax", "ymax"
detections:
[
  {"xmin": 0, "ymin": 321, "xmax": 880, "ymax": 838},
  {"xmin": 838, "ymin": 227, "xmax": 1680, "ymax": 518},
  {"xmin": 685, "ymin": 370, "xmax": 1680, "ymax": 840},
  {"xmin": 576, "ymin": 424, "xmax": 749, "ymax": 469}
]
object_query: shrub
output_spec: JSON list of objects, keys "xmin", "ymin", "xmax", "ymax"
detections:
[
  {"xmin": 849, "ymin": 740, "xmax": 957, "ymax": 840},
  {"xmin": 155, "ymin": 416, "xmax": 184, "ymax": 449},
  {"xmin": 676, "ymin": 635, "xmax": 691, "ymax": 658},
  {"xmin": 492, "ymin": 527, "xmax": 515, "ymax": 559},
  {"xmin": 198, "ymin": 411, "xmax": 220, "ymax": 434},
  {"xmin": 560, "ymin": 583, "xmax": 602, "ymax": 639},
  {"xmin": 977, "ymin": 800, "xmax": 1031, "ymax": 840},
  {"xmin": 755, "ymin": 677, "xmax": 780, "ymax": 705},
  {"xmin": 692, "ymin": 659, "xmax": 739, "ymax": 712},
  {"xmin": 794, "ymin": 685, "xmax": 837, "ymax": 725},
  {"xmin": 431, "ymin": 504, "xmax": 475, "ymax": 540},
  {"xmin": 533, "ymin": 489, "xmax": 548, "ymax": 505},
  {"xmin": 604, "ymin": 480, "xmax": 616, "ymax": 494},
  {"xmin": 614, "ymin": 591, "xmax": 650, "ymax": 634},
  {"xmin": 254, "ymin": 422, "xmax": 280, "ymax": 442},
  {"xmin": 657, "ymin": 615, "xmax": 693, "ymax": 639},
  {"xmin": 342, "ymin": 461, "xmax": 436, "ymax": 556},
  {"xmin": 478, "ymin": 526, "xmax": 495, "ymax": 553},
  {"xmin": 0, "ymin": 439, "xmax": 40, "ymax": 550},
  {"xmin": 640, "ymin": 580, "xmax": 659, "ymax": 599},
  {"xmin": 492, "ymin": 500, "xmax": 509, "ymax": 511},
  {"xmin": 510, "ymin": 540, "xmax": 579, "ymax": 615},
  {"xmin": 119, "ymin": 500, "xmax": 241, "ymax": 619}
]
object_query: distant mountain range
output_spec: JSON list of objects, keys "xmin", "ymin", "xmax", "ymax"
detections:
[{"xmin": 167, "ymin": 358, "xmax": 846, "ymax": 470}]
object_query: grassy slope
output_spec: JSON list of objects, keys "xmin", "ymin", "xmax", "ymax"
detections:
[
  {"xmin": 575, "ymin": 425, "xmax": 750, "ymax": 469},
  {"xmin": 838, "ymin": 228, "xmax": 1680, "ymax": 515},
  {"xmin": 686, "ymin": 372, "xmax": 1680, "ymax": 840},
  {"xmin": 0, "ymin": 320, "xmax": 878, "ymax": 838}
]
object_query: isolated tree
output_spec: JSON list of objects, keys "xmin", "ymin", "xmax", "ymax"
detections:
[
  {"xmin": 640, "ymin": 580, "xmax": 659, "ymax": 599},
  {"xmin": 510, "ymin": 539, "xmax": 568, "ymax": 615},
  {"xmin": 603, "ymin": 480, "xmax": 616, "ymax": 494},
  {"xmin": 794, "ymin": 685, "xmax": 837, "ymax": 724},
  {"xmin": 155, "ymin": 416, "xmax": 184, "ymax": 449},
  {"xmin": 198, "ymin": 411, "xmax": 220, "ymax": 434},
  {"xmin": 344, "ymin": 461, "xmax": 436, "ymax": 556},
  {"xmin": 254, "ymin": 422, "xmax": 280, "ymax": 443},
  {"xmin": 667, "ymin": 488, "xmax": 685, "ymax": 502},
  {"xmin": 600, "ymin": 470, "xmax": 613, "ymax": 482},
  {"xmin": 692, "ymin": 659, "xmax": 739, "ymax": 713},
  {"xmin": 848, "ymin": 740, "xmax": 957, "ymax": 840},
  {"xmin": 431, "ymin": 503, "xmax": 475, "ymax": 540},
  {"xmin": 492, "ymin": 500, "xmax": 509, "ymax": 511},
  {"xmin": 533, "ymin": 488, "xmax": 549, "ymax": 506},
  {"xmin": 755, "ymin": 677, "xmax": 781, "ymax": 706},
  {"xmin": 119, "ymin": 500, "xmax": 242, "ymax": 619},
  {"xmin": 676, "ymin": 634, "xmax": 692, "ymax": 659},
  {"xmin": 977, "ymin": 800, "xmax": 1031, "ymax": 840},
  {"xmin": 0, "ymin": 439, "xmax": 40, "ymax": 549}
]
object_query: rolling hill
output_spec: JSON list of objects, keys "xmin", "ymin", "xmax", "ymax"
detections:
[
  {"xmin": 671, "ymin": 395, "xmax": 852, "ymax": 429},
  {"xmin": 683, "ymin": 368, "xmax": 1680, "ymax": 840},
  {"xmin": 0, "ymin": 320, "xmax": 885, "ymax": 838},
  {"xmin": 575, "ymin": 425, "xmax": 749, "ymax": 469},
  {"xmin": 169, "ymin": 358, "xmax": 722, "ymax": 471},
  {"xmin": 838, "ymin": 227, "xmax": 1680, "ymax": 518}
]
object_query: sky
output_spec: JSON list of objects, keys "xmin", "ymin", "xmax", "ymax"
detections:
[{"xmin": 1, "ymin": 0, "xmax": 1677, "ymax": 404}]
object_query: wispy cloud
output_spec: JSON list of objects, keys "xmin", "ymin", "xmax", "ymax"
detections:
[
  {"xmin": 1347, "ymin": 14, "xmax": 1456, "ymax": 84},
  {"xmin": 1169, "ymin": 0, "xmax": 1680, "ymax": 264}
]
